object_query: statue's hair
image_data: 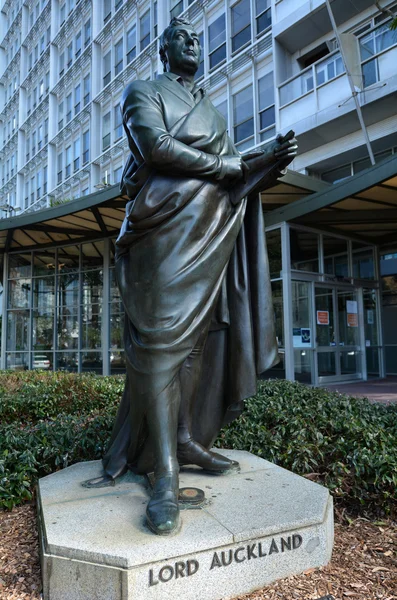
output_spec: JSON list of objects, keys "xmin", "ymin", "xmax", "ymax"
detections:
[{"xmin": 159, "ymin": 17, "xmax": 195, "ymax": 72}]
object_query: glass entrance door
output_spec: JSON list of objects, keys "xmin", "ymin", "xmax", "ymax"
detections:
[{"xmin": 315, "ymin": 286, "xmax": 362, "ymax": 383}]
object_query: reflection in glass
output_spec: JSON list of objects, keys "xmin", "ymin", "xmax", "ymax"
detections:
[
  {"xmin": 9, "ymin": 254, "xmax": 32, "ymax": 278},
  {"xmin": 366, "ymin": 347, "xmax": 380, "ymax": 378},
  {"xmin": 56, "ymin": 352, "xmax": 78, "ymax": 372},
  {"xmin": 58, "ymin": 246, "xmax": 80, "ymax": 273},
  {"xmin": 323, "ymin": 236, "xmax": 348, "ymax": 277},
  {"xmin": 82, "ymin": 270, "xmax": 103, "ymax": 304},
  {"xmin": 363, "ymin": 289, "xmax": 378, "ymax": 346},
  {"xmin": 6, "ymin": 352, "xmax": 29, "ymax": 370},
  {"xmin": 262, "ymin": 351, "xmax": 285, "ymax": 380},
  {"xmin": 294, "ymin": 349, "xmax": 312, "ymax": 384},
  {"xmin": 109, "ymin": 268, "xmax": 120, "ymax": 301},
  {"xmin": 318, "ymin": 352, "xmax": 336, "ymax": 377},
  {"xmin": 266, "ymin": 228, "xmax": 282, "ymax": 279},
  {"xmin": 290, "ymin": 228, "xmax": 319, "ymax": 272},
  {"xmin": 82, "ymin": 304, "xmax": 102, "ymax": 349},
  {"xmin": 33, "ymin": 251, "xmax": 56, "ymax": 276},
  {"xmin": 81, "ymin": 351, "xmax": 102, "ymax": 374},
  {"xmin": 57, "ymin": 311, "xmax": 79, "ymax": 350},
  {"xmin": 352, "ymin": 243, "xmax": 375, "ymax": 279},
  {"xmin": 7, "ymin": 311, "xmax": 30, "ymax": 351},
  {"xmin": 32, "ymin": 311, "xmax": 54, "ymax": 350},
  {"xmin": 271, "ymin": 280, "xmax": 283, "ymax": 348},
  {"xmin": 8, "ymin": 279, "xmax": 31, "ymax": 308},
  {"xmin": 33, "ymin": 277, "xmax": 55, "ymax": 311},
  {"xmin": 315, "ymin": 288, "xmax": 334, "ymax": 346},
  {"xmin": 33, "ymin": 351, "xmax": 52, "ymax": 370},
  {"xmin": 110, "ymin": 312, "xmax": 124, "ymax": 348},
  {"xmin": 338, "ymin": 290, "xmax": 359, "ymax": 346},
  {"xmin": 340, "ymin": 350, "xmax": 360, "ymax": 376},
  {"xmin": 110, "ymin": 350, "xmax": 126, "ymax": 374},
  {"xmin": 58, "ymin": 273, "xmax": 79, "ymax": 307},
  {"xmin": 81, "ymin": 241, "xmax": 104, "ymax": 271}
]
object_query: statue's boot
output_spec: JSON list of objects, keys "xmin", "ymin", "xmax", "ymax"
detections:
[
  {"xmin": 178, "ymin": 327, "xmax": 239, "ymax": 473},
  {"xmin": 177, "ymin": 438, "xmax": 239, "ymax": 472},
  {"xmin": 146, "ymin": 471, "xmax": 179, "ymax": 535},
  {"xmin": 145, "ymin": 375, "xmax": 181, "ymax": 535}
]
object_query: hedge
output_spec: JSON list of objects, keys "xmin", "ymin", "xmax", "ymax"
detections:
[{"xmin": 0, "ymin": 371, "xmax": 396, "ymax": 515}]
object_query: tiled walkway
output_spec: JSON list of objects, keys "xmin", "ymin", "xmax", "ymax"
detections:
[{"xmin": 324, "ymin": 376, "xmax": 397, "ymax": 405}]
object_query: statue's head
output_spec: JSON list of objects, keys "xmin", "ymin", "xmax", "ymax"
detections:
[{"xmin": 159, "ymin": 17, "xmax": 201, "ymax": 75}]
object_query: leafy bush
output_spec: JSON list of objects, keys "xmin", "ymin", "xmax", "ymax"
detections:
[
  {"xmin": 0, "ymin": 372, "xmax": 396, "ymax": 515},
  {"xmin": 216, "ymin": 379, "xmax": 397, "ymax": 515}
]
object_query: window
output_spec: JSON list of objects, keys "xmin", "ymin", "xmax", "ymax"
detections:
[
  {"xmin": 32, "ymin": 131, "xmax": 36, "ymax": 156},
  {"xmin": 38, "ymin": 124, "xmax": 43, "ymax": 150},
  {"xmin": 104, "ymin": 0, "xmax": 111, "ymax": 23},
  {"xmin": 115, "ymin": 0, "xmax": 123, "ymax": 10},
  {"xmin": 57, "ymin": 152, "xmax": 63, "ymax": 184},
  {"xmin": 75, "ymin": 32, "xmax": 82, "ymax": 58},
  {"xmin": 67, "ymin": 41, "xmax": 73, "ymax": 68},
  {"xmin": 213, "ymin": 98, "xmax": 228, "ymax": 128},
  {"xmin": 233, "ymin": 85, "xmax": 254, "ymax": 149},
  {"xmin": 231, "ymin": 0, "xmax": 251, "ymax": 53},
  {"xmin": 37, "ymin": 171, "xmax": 42, "ymax": 199},
  {"xmin": 31, "ymin": 175, "xmax": 35, "ymax": 204},
  {"xmin": 153, "ymin": 1, "xmax": 157, "ymax": 38},
  {"xmin": 66, "ymin": 93, "xmax": 72, "ymax": 123},
  {"xmin": 115, "ymin": 38, "xmax": 123, "ymax": 75},
  {"xmin": 65, "ymin": 146, "xmax": 72, "ymax": 178},
  {"xmin": 84, "ymin": 19, "xmax": 91, "ymax": 47},
  {"xmin": 43, "ymin": 166, "xmax": 48, "ymax": 195},
  {"xmin": 103, "ymin": 51, "xmax": 111, "ymax": 87},
  {"xmin": 45, "ymin": 71, "xmax": 50, "ymax": 93},
  {"xmin": 258, "ymin": 71, "xmax": 275, "ymax": 141},
  {"xmin": 74, "ymin": 138, "xmax": 80, "ymax": 172},
  {"xmin": 58, "ymin": 101, "xmax": 64, "ymax": 130},
  {"xmin": 60, "ymin": 2, "xmax": 66, "ymax": 24},
  {"xmin": 170, "ymin": 0, "xmax": 183, "ymax": 19},
  {"xmin": 26, "ymin": 136, "xmax": 30, "ymax": 162},
  {"xmin": 316, "ymin": 53, "xmax": 344, "ymax": 86},
  {"xmin": 127, "ymin": 25, "xmax": 136, "ymax": 64},
  {"xmin": 44, "ymin": 118, "xmax": 49, "ymax": 144},
  {"xmin": 209, "ymin": 14, "xmax": 226, "ymax": 69},
  {"xmin": 83, "ymin": 74, "xmax": 90, "ymax": 105},
  {"xmin": 195, "ymin": 32, "xmax": 204, "ymax": 78},
  {"xmin": 103, "ymin": 112, "xmax": 111, "ymax": 150},
  {"xmin": 256, "ymin": 0, "xmax": 271, "ymax": 35},
  {"xmin": 114, "ymin": 105, "xmax": 123, "ymax": 140},
  {"xmin": 113, "ymin": 165, "xmax": 123, "ymax": 183},
  {"xmin": 59, "ymin": 51, "xmax": 65, "ymax": 77},
  {"xmin": 74, "ymin": 84, "xmax": 81, "ymax": 115},
  {"xmin": 140, "ymin": 10, "xmax": 151, "ymax": 51},
  {"xmin": 39, "ymin": 79, "xmax": 44, "ymax": 100},
  {"xmin": 83, "ymin": 130, "xmax": 89, "ymax": 164}
]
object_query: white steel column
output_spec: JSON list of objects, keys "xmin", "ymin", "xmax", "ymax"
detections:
[
  {"xmin": 102, "ymin": 238, "xmax": 110, "ymax": 376},
  {"xmin": 281, "ymin": 221, "xmax": 294, "ymax": 381},
  {"xmin": 0, "ymin": 251, "xmax": 9, "ymax": 370}
]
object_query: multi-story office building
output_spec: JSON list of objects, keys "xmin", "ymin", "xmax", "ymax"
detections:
[{"xmin": 0, "ymin": 0, "xmax": 396, "ymax": 385}]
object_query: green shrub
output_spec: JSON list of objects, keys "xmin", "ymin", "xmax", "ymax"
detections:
[
  {"xmin": 0, "ymin": 372, "xmax": 396, "ymax": 515},
  {"xmin": 215, "ymin": 379, "xmax": 397, "ymax": 515}
]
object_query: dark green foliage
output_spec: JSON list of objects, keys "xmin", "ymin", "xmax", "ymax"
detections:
[
  {"xmin": 215, "ymin": 379, "xmax": 397, "ymax": 515},
  {"xmin": 0, "ymin": 372, "xmax": 396, "ymax": 515}
]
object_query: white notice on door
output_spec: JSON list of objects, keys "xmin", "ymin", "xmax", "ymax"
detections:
[{"xmin": 346, "ymin": 300, "xmax": 358, "ymax": 314}]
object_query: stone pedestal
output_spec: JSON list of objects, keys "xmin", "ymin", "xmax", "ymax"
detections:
[{"xmin": 38, "ymin": 450, "xmax": 334, "ymax": 600}]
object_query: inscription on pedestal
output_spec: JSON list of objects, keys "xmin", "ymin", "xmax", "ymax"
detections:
[{"xmin": 148, "ymin": 533, "xmax": 303, "ymax": 586}]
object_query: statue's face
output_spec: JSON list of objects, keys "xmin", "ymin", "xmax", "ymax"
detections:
[{"xmin": 165, "ymin": 25, "xmax": 201, "ymax": 75}]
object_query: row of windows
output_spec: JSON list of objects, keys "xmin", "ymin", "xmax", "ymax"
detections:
[
  {"xmin": 2, "ymin": 112, "xmax": 18, "ymax": 146},
  {"xmin": 24, "ymin": 166, "xmax": 48, "ymax": 209},
  {"xmin": 27, "ymin": 25, "xmax": 51, "ymax": 73},
  {"xmin": 26, "ymin": 118, "xmax": 49, "ymax": 163},
  {"xmin": 3, "ymin": 74, "xmax": 19, "ymax": 106},
  {"xmin": 58, "ymin": 73, "xmax": 90, "ymax": 131},
  {"xmin": 1, "ymin": 152, "xmax": 17, "ymax": 186},
  {"xmin": 57, "ymin": 130, "xmax": 90, "ymax": 185},
  {"xmin": 27, "ymin": 72, "xmax": 50, "ymax": 117},
  {"xmin": 102, "ymin": 106, "xmax": 123, "ymax": 152},
  {"xmin": 59, "ymin": 19, "xmax": 91, "ymax": 78}
]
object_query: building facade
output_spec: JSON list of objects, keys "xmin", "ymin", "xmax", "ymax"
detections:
[{"xmin": 0, "ymin": 0, "xmax": 396, "ymax": 384}]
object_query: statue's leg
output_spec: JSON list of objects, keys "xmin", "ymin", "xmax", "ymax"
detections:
[
  {"xmin": 177, "ymin": 327, "xmax": 238, "ymax": 472},
  {"xmin": 145, "ymin": 374, "xmax": 180, "ymax": 535}
]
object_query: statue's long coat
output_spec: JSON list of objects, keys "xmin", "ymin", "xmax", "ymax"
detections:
[{"xmin": 103, "ymin": 72, "xmax": 280, "ymax": 477}]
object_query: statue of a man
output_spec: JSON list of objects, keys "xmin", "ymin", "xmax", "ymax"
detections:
[{"xmin": 88, "ymin": 17, "xmax": 297, "ymax": 536}]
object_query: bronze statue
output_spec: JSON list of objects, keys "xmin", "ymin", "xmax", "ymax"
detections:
[{"xmin": 86, "ymin": 18, "xmax": 297, "ymax": 536}]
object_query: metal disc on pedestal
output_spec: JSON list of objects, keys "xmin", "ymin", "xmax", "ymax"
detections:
[{"xmin": 178, "ymin": 487, "xmax": 205, "ymax": 505}]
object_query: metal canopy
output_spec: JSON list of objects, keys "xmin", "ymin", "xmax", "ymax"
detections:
[
  {"xmin": 0, "ymin": 184, "xmax": 128, "ymax": 253},
  {"xmin": 0, "ymin": 157, "xmax": 396, "ymax": 253},
  {"xmin": 265, "ymin": 155, "xmax": 397, "ymax": 248}
]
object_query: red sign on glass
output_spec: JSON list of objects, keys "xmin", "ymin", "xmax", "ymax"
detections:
[{"xmin": 317, "ymin": 310, "xmax": 329, "ymax": 325}]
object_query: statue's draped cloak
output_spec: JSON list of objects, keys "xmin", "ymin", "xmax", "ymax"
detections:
[{"xmin": 103, "ymin": 76, "xmax": 279, "ymax": 478}]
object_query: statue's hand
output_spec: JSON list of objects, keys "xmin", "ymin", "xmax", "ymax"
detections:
[
  {"xmin": 218, "ymin": 155, "xmax": 247, "ymax": 181},
  {"xmin": 241, "ymin": 130, "xmax": 298, "ymax": 172}
]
